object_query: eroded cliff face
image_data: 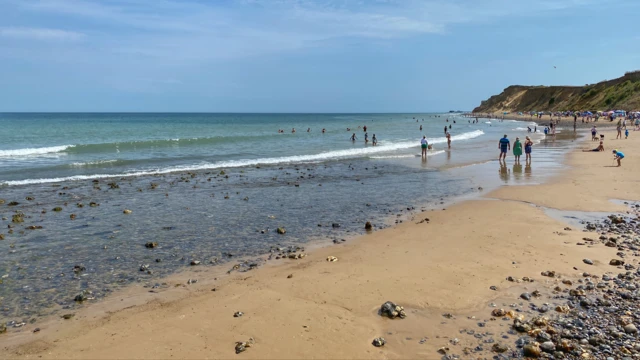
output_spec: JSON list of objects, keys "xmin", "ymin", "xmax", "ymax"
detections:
[{"xmin": 474, "ymin": 71, "xmax": 640, "ymax": 113}]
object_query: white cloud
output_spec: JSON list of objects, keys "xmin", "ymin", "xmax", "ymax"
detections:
[{"xmin": 0, "ymin": 27, "xmax": 85, "ymax": 41}]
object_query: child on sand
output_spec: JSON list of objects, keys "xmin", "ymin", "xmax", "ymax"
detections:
[
  {"xmin": 625, "ymin": 129, "xmax": 629, "ymax": 139},
  {"xmin": 613, "ymin": 149, "xmax": 624, "ymax": 167}
]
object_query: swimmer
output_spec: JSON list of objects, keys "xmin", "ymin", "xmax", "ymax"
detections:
[
  {"xmin": 419, "ymin": 125, "xmax": 422, "ymax": 131},
  {"xmin": 364, "ymin": 132, "xmax": 369, "ymax": 144},
  {"xmin": 444, "ymin": 126, "xmax": 447, "ymax": 134},
  {"xmin": 350, "ymin": 133, "xmax": 357, "ymax": 142},
  {"xmin": 363, "ymin": 125, "xmax": 367, "ymax": 132},
  {"xmin": 307, "ymin": 128, "xmax": 311, "ymax": 132},
  {"xmin": 322, "ymin": 128, "xmax": 326, "ymax": 134},
  {"xmin": 292, "ymin": 128, "xmax": 296, "ymax": 133},
  {"xmin": 372, "ymin": 134, "xmax": 377, "ymax": 146}
]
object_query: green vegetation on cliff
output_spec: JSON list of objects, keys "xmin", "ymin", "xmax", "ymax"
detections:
[{"xmin": 473, "ymin": 71, "xmax": 640, "ymax": 113}]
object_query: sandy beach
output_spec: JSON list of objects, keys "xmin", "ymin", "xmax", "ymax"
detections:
[{"xmin": 1, "ymin": 127, "xmax": 639, "ymax": 359}]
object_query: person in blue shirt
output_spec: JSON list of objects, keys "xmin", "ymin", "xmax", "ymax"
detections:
[
  {"xmin": 625, "ymin": 129, "xmax": 629, "ymax": 139},
  {"xmin": 498, "ymin": 134, "xmax": 510, "ymax": 160},
  {"xmin": 613, "ymin": 149, "xmax": 625, "ymax": 167}
]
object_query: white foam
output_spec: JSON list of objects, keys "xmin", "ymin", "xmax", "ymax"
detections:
[
  {"xmin": 2, "ymin": 130, "xmax": 484, "ymax": 186},
  {"xmin": 69, "ymin": 160, "xmax": 118, "ymax": 167},
  {"xmin": 370, "ymin": 150, "xmax": 446, "ymax": 159},
  {"xmin": 0, "ymin": 145, "xmax": 74, "ymax": 157}
]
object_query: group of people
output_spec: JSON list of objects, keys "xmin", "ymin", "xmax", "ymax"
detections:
[{"xmin": 498, "ymin": 134, "xmax": 534, "ymax": 163}]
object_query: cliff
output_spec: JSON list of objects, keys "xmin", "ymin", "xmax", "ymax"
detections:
[{"xmin": 473, "ymin": 71, "xmax": 640, "ymax": 113}]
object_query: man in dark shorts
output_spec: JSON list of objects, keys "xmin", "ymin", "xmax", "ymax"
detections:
[{"xmin": 498, "ymin": 134, "xmax": 510, "ymax": 160}]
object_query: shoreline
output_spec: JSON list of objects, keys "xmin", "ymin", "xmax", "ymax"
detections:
[{"xmin": 2, "ymin": 127, "xmax": 639, "ymax": 359}]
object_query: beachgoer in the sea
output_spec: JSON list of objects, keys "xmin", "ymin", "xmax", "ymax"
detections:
[
  {"xmin": 527, "ymin": 127, "xmax": 531, "ymax": 133},
  {"xmin": 524, "ymin": 136, "xmax": 533, "ymax": 162},
  {"xmin": 448, "ymin": 124, "xmax": 451, "ymax": 130},
  {"xmin": 544, "ymin": 127, "xmax": 548, "ymax": 135},
  {"xmin": 350, "ymin": 133, "xmax": 357, "ymax": 142},
  {"xmin": 582, "ymin": 141, "xmax": 604, "ymax": 152},
  {"xmin": 419, "ymin": 125, "xmax": 422, "ymax": 131},
  {"xmin": 307, "ymin": 128, "xmax": 311, "ymax": 132},
  {"xmin": 444, "ymin": 126, "xmax": 447, "ymax": 134},
  {"xmin": 499, "ymin": 134, "xmax": 510, "ymax": 160},
  {"xmin": 363, "ymin": 125, "xmax": 367, "ymax": 132},
  {"xmin": 613, "ymin": 149, "xmax": 625, "ymax": 167},
  {"xmin": 625, "ymin": 128, "xmax": 629, "ymax": 139},
  {"xmin": 446, "ymin": 132, "xmax": 451, "ymax": 149},
  {"xmin": 513, "ymin": 137, "xmax": 522, "ymax": 163},
  {"xmin": 364, "ymin": 132, "xmax": 369, "ymax": 144},
  {"xmin": 292, "ymin": 128, "xmax": 296, "ymax": 133},
  {"xmin": 421, "ymin": 136, "xmax": 428, "ymax": 158},
  {"xmin": 322, "ymin": 128, "xmax": 326, "ymax": 133},
  {"xmin": 372, "ymin": 134, "xmax": 377, "ymax": 146},
  {"xmin": 591, "ymin": 126, "xmax": 597, "ymax": 141},
  {"xmin": 534, "ymin": 126, "xmax": 537, "ymax": 133}
]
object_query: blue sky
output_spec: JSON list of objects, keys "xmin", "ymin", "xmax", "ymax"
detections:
[{"xmin": 1, "ymin": 0, "xmax": 638, "ymax": 112}]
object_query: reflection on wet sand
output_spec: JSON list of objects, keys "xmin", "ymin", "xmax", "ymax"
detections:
[{"xmin": 499, "ymin": 160, "xmax": 534, "ymax": 183}]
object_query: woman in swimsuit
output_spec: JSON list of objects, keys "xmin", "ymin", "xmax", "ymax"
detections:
[
  {"xmin": 524, "ymin": 136, "xmax": 533, "ymax": 162},
  {"xmin": 582, "ymin": 141, "xmax": 604, "ymax": 152}
]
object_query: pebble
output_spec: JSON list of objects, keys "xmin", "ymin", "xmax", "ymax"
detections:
[{"xmin": 583, "ymin": 258, "xmax": 594, "ymax": 265}]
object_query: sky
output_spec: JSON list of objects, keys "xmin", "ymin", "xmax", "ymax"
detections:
[{"xmin": 1, "ymin": 0, "xmax": 639, "ymax": 112}]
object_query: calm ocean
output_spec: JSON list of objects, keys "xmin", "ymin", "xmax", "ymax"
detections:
[{"xmin": 0, "ymin": 113, "xmax": 575, "ymax": 322}]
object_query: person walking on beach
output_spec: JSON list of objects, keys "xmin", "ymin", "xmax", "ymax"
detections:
[
  {"xmin": 613, "ymin": 149, "xmax": 625, "ymax": 167},
  {"xmin": 524, "ymin": 136, "xmax": 533, "ymax": 162},
  {"xmin": 421, "ymin": 136, "xmax": 428, "ymax": 158},
  {"xmin": 446, "ymin": 132, "xmax": 451, "ymax": 149},
  {"xmin": 591, "ymin": 126, "xmax": 597, "ymax": 141},
  {"xmin": 498, "ymin": 134, "xmax": 510, "ymax": 161}
]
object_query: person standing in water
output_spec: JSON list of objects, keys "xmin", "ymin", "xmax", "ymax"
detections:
[
  {"xmin": 372, "ymin": 134, "xmax": 377, "ymax": 146},
  {"xmin": 364, "ymin": 132, "xmax": 369, "ymax": 144},
  {"xmin": 421, "ymin": 136, "xmax": 428, "ymax": 158},
  {"xmin": 446, "ymin": 132, "xmax": 451, "ymax": 149},
  {"xmin": 513, "ymin": 137, "xmax": 523, "ymax": 163},
  {"xmin": 498, "ymin": 134, "xmax": 510, "ymax": 161},
  {"xmin": 443, "ymin": 126, "xmax": 447, "ymax": 134},
  {"xmin": 524, "ymin": 136, "xmax": 533, "ymax": 163},
  {"xmin": 350, "ymin": 133, "xmax": 357, "ymax": 142},
  {"xmin": 419, "ymin": 125, "xmax": 422, "ymax": 131}
]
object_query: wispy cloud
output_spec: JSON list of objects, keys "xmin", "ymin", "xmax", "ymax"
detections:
[{"xmin": 0, "ymin": 26, "xmax": 85, "ymax": 41}]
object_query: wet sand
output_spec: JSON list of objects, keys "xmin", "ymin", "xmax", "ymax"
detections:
[{"xmin": 1, "ymin": 128, "xmax": 639, "ymax": 359}]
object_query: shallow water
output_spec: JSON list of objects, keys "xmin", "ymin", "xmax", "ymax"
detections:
[{"xmin": 0, "ymin": 114, "xmax": 579, "ymax": 323}]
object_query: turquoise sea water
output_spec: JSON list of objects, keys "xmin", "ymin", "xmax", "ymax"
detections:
[
  {"xmin": 0, "ymin": 113, "xmax": 576, "ymax": 323},
  {"xmin": 0, "ymin": 113, "xmax": 507, "ymax": 184}
]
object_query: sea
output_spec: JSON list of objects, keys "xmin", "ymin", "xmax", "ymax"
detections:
[{"xmin": 0, "ymin": 113, "xmax": 577, "ymax": 323}]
